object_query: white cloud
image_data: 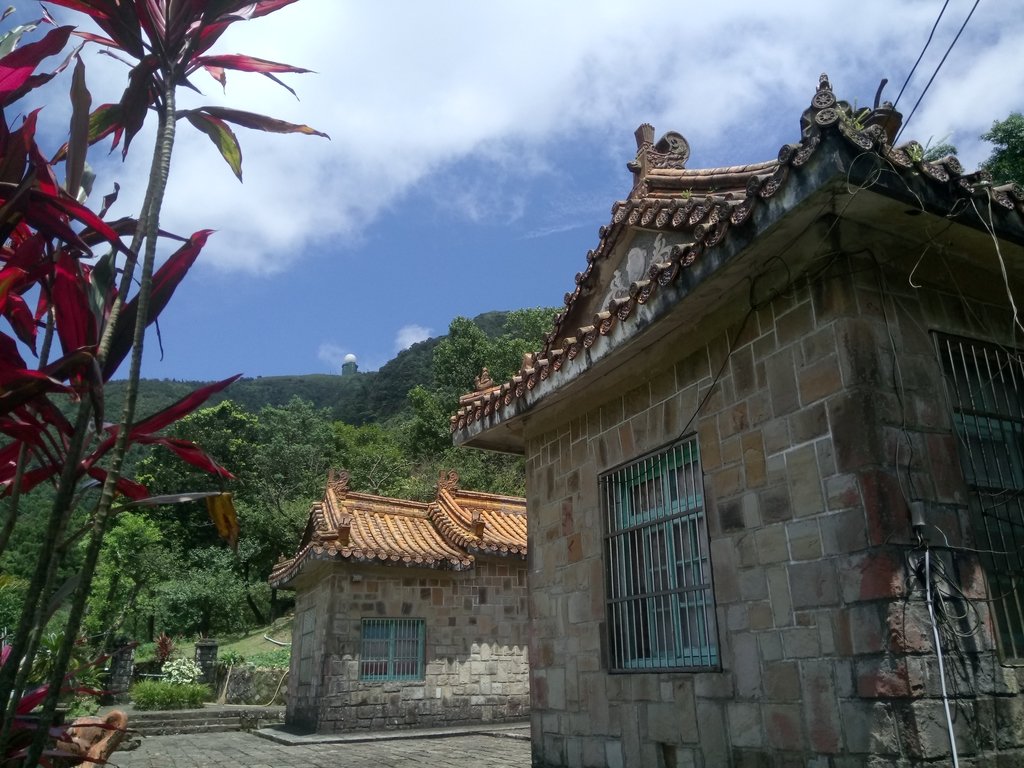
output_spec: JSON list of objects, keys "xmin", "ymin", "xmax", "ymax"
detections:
[
  {"xmin": 395, "ymin": 325, "xmax": 433, "ymax": 353},
  {"xmin": 316, "ymin": 342, "xmax": 349, "ymax": 373},
  {"xmin": 48, "ymin": 0, "xmax": 1024, "ymax": 274}
]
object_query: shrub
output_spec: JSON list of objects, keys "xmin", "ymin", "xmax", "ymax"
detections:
[
  {"xmin": 163, "ymin": 657, "xmax": 202, "ymax": 685},
  {"xmin": 129, "ymin": 680, "xmax": 210, "ymax": 711},
  {"xmin": 220, "ymin": 650, "xmax": 246, "ymax": 666},
  {"xmin": 246, "ymin": 648, "xmax": 291, "ymax": 669},
  {"xmin": 155, "ymin": 633, "xmax": 175, "ymax": 665}
]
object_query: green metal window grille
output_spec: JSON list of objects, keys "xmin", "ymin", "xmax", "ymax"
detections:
[
  {"xmin": 359, "ymin": 618, "xmax": 425, "ymax": 680},
  {"xmin": 602, "ymin": 437, "xmax": 719, "ymax": 671},
  {"xmin": 297, "ymin": 610, "xmax": 315, "ymax": 685},
  {"xmin": 937, "ymin": 333, "xmax": 1024, "ymax": 660}
]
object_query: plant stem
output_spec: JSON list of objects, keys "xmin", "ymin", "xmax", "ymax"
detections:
[{"xmin": 23, "ymin": 70, "xmax": 178, "ymax": 767}]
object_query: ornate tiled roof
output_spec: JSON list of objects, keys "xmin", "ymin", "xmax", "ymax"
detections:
[
  {"xmin": 269, "ymin": 469, "xmax": 526, "ymax": 588},
  {"xmin": 430, "ymin": 477, "xmax": 528, "ymax": 557},
  {"xmin": 451, "ymin": 73, "xmax": 1024, "ymax": 438}
]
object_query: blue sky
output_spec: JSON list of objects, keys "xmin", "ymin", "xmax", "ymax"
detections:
[{"xmin": 18, "ymin": 1, "xmax": 1024, "ymax": 381}]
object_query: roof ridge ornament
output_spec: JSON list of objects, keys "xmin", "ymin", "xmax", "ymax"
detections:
[
  {"xmin": 437, "ymin": 469, "xmax": 459, "ymax": 494},
  {"xmin": 628, "ymin": 123, "xmax": 690, "ymax": 195},
  {"xmin": 327, "ymin": 467, "xmax": 350, "ymax": 497}
]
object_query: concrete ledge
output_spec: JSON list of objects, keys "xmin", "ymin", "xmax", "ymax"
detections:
[{"xmin": 254, "ymin": 720, "xmax": 530, "ymax": 746}]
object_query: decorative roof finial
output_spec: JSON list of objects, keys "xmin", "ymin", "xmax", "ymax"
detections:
[
  {"xmin": 474, "ymin": 367, "xmax": 494, "ymax": 390},
  {"xmin": 328, "ymin": 468, "xmax": 350, "ymax": 496},
  {"xmin": 437, "ymin": 469, "xmax": 459, "ymax": 493}
]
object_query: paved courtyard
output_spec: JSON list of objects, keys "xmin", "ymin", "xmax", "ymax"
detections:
[{"xmin": 110, "ymin": 730, "xmax": 531, "ymax": 768}]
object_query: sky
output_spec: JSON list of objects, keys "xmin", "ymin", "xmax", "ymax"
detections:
[{"xmin": 17, "ymin": 0, "xmax": 1024, "ymax": 380}]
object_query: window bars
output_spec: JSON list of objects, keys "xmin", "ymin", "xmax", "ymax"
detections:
[
  {"xmin": 602, "ymin": 437, "xmax": 719, "ymax": 671},
  {"xmin": 359, "ymin": 618, "xmax": 426, "ymax": 680},
  {"xmin": 937, "ymin": 333, "xmax": 1024, "ymax": 659}
]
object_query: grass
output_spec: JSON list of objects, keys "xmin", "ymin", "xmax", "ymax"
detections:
[{"xmin": 172, "ymin": 615, "xmax": 294, "ymax": 668}]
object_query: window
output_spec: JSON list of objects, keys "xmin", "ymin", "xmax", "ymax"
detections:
[
  {"xmin": 602, "ymin": 437, "xmax": 718, "ymax": 671},
  {"xmin": 359, "ymin": 618, "xmax": 425, "ymax": 680},
  {"xmin": 938, "ymin": 334, "xmax": 1024, "ymax": 659}
]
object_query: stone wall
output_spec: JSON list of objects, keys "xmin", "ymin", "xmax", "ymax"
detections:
[
  {"xmin": 525, "ymin": 251, "xmax": 1024, "ymax": 767},
  {"xmin": 287, "ymin": 556, "xmax": 529, "ymax": 732},
  {"xmin": 287, "ymin": 575, "xmax": 332, "ymax": 730}
]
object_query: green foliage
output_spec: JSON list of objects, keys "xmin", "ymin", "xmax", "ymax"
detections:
[
  {"xmin": 162, "ymin": 657, "xmax": 201, "ymax": 685},
  {"xmin": 245, "ymin": 648, "xmax": 291, "ymax": 669},
  {"xmin": 0, "ymin": 576, "xmax": 27, "ymax": 637},
  {"xmin": 129, "ymin": 680, "xmax": 210, "ymax": 711},
  {"xmin": 922, "ymin": 141, "xmax": 957, "ymax": 163},
  {"xmin": 153, "ymin": 548, "xmax": 252, "ymax": 637},
  {"xmin": 219, "ymin": 650, "xmax": 245, "ymax": 666},
  {"xmin": 84, "ymin": 512, "xmax": 173, "ymax": 644},
  {"xmin": 76, "ymin": 308, "xmax": 551, "ymax": 646},
  {"xmin": 981, "ymin": 112, "xmax": 1024, "ymax": 186},
  {"xmin": 333, "ymin": 422, "xmax": 411, "ymax": 497}
]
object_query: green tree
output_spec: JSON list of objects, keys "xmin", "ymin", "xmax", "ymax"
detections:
[
  {"xmin": 86, "ymin": 512, "xmax": 173, "ymax": 650},
  {"xmin": 333, "ymin": 422, "xmax": 412, "ymax": 497},
  {"xmin": 250, "ymin": 398, "xmax": 338, "ymax": 511},
  {"xmin": 982, "ymin": 112, "xmax": 1024, "ymax": 185}
]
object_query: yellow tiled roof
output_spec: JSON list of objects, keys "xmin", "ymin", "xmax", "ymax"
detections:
[{"xmin": 270, "ymin": 470, "xmax": 526, "ymax": 588}]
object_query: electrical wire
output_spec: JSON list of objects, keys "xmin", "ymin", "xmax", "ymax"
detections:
[
  {"xmin": 893, "ymin": 0, "xmax": 951, "ymax": 111},
  {"xmin": 895, "ymin": 0, "xmax": 982, "ymax": 145},
  {"xmin": 924, "ymin": 547, "xmax": 961, "ymax": 766}
]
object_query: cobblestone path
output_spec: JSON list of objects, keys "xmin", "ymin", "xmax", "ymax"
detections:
[{"xmin": 110, "ymin": 731, "xmax": 531, "ymax": 768}]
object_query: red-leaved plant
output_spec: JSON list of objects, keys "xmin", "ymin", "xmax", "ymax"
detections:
[{"xmin": 0, "ymin": 3, "xmax": 325, "ymax": 764}]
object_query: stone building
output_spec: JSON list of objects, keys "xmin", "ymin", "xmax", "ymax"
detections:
[
  {"xmin": 453, "ymin": 74, "xmax": 1024, "ymax": 766},
  {"xmin": 270, "ymin": 469, "xmax": 529, "ymax": 732}
]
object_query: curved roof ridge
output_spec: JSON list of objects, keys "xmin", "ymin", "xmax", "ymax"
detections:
[
  {"xmin": 451, "ymin": 72, "xmax": 1013, "ymax": 439},
  {"xmin": 271, "ymin": 470, "xmax": 526, "ymax": 588}
]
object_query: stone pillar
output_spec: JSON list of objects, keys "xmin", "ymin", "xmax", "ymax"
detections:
[
  {"xmin": 194, "ymin": 639, "xmax": 218, "ymax": 686},
  {"xmin": 107, "ymin": 645, "xmax": 135, "ymax": 703}
]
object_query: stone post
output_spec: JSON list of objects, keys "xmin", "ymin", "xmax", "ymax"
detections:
[
  {"xmin": 194, "ymin": 639, "xmax": 218, "ymax": 686},
  {"xmin": 106, "ymin": 645, "xmax": 135, "ymax": 703}
]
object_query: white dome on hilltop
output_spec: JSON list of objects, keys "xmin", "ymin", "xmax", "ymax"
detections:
[{"xmin": 343, "ymin": 353, "xmax": 357, "ymax": 364}]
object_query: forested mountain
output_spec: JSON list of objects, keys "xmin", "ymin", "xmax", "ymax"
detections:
[
  {"xmin": 103, "ymin": 308, "xmax": 539, "ymax": 425},
  {"xmin": 0, "ymin": 308, "xmax": 556, "ymax": 643}
]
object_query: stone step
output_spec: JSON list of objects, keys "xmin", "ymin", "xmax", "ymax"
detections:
[
  {"xmin": 111, "ymin": 706, "xmax": 284, "ymax": 737},
  {"xmin": 134, "ymin": 720, "xmax": 243, "ymax": 737}
]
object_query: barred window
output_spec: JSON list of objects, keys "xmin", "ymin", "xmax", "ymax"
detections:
[
  {"xmin": 359, "ymin": 618, "xmax": 425, "ymax": 680},
  {"xmin": 937, "ymin": 334, "xmax": 1024, "ymax": 659},
  {"xmin": 602, "ymin": 437, "xmax": 718, "ymax": 671}
]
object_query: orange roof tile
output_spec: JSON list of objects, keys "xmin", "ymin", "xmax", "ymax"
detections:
[
  {"xmin": 270, "ymin": 469, "xmax": 526, "ymax": 588},
  {"xmin": 450, "ymin": 73, "xmax": 1024, "ymax": 440}
]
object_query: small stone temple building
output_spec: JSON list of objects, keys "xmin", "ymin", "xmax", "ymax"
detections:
[
  {"xmin": 270, "ymin": 469, "xmax": 529, "ymax": 732},
  {"xmin": 453, "ymin": 74, "xmax": 1024, "ymax": 766}
]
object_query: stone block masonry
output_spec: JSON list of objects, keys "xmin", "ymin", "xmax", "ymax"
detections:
[
  {"xmin": 287, "ymin": 558, "xmax": 529, "ymax": 733},
  {"xmin": 524, "ymin": 253, "xmax": 1024, "ymax": 767}
]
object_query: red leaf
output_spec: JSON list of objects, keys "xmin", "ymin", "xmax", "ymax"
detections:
[
  {"xmin": 118, "ymin": 55, "xmax": 160, "ymax": 156},
  {"xmin": 103, "ymin": 229, "xmax": 212, "ymax": 379},
  {"xmin": 128, "ymin": 374, "xmax": 241, "ymax": 437},
  {"xmin": 134, "ymin": 435, "xmax": 235, "ymax": 479},
  {"xmin": 85, "ymin": 466, "xmax": 148, "ymax": 500},
  {"xmin": 5, "ymin": 293, "xmax": 37, "ymax": 352},
  {"xmin": 247, "ymin": 1, "xmax": 302, "ymax": 20},
  {"xmin": 193, "ymin": 54, "xmax": 311, "ymax": 75},
  {"xmin": 191, "ymin": 105, "xmax": 328, "ymax": 138},
  {"xmin": 0, "ymin": 26, "xmax": 74, "ymax": 105},
  {"xmin": 51, "ymin": 252, "xmax": 95, "ymax": 354}
]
